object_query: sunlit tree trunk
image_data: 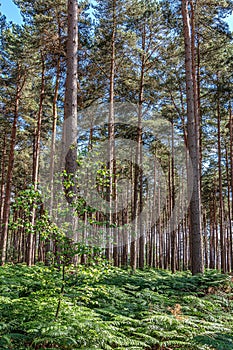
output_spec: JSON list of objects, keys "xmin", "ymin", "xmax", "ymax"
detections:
[
  {"xmin": 45, "ymin": 55, "xmax": 61, "ymax": 265},
  {"xmin": 27, "ymin": 52, "xmax": 45, "ymax": 266},
  {"xmin": 62, "ymin": 0, "xmax": 78, "ymax": 253},
  {"xmin": 63, "ymin": 0, "xmax": 78, "ymax": 185}
]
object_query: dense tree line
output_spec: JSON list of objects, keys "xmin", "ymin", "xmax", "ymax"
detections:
[{"xmin": 0, "ymin": 0, "xmax": 233, "ymax": 274}]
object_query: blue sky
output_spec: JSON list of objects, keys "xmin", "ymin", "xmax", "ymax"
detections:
[
  {"xmin": 0, "ymin": 0, "xmax": 23, "ymax": 24},
  {"xmin": 0, "ymin": 0, "xmax": 233, "ymax": 30}
]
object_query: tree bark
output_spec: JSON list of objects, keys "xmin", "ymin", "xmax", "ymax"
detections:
[
  {"xmin": 61, "ymin": 0, "xmax": 78, "ymax": 247},
  {"xmin": 171, "ymin": 118, "xmax": 176, "ymax": 273},
  {"xmin": 0, "ymin": 134, "xmax": 6, "ymax": 226},
  {"xmin": 132, "ymin": 21, "xmax": 145, "ymax": 270},
  {"xmin": 229, "ymin": 106, "xmax": 233, "ymax": 271},
  {"xmin": 217, "ymin": 79, "xmax": 226, "ymax": 273},
  {"xmin": 182, "ymin": 0, "xmax": 204, "ymax": 275},
  {"xmin": 27, "ymin": 52, "xmax": 45, "ymax": 266},
  {"xmin": 0, "ymin": 67, "xmax": 24, "ymax": 265},
  {"xmin": 45, "ymin": 55, "xmax": 61, "ymax": 265},
  {"xmin": 63, "ymin": 0, "xmax": 78, "ymax": 204},
  {"xmin": 108, "ymin": 0, "xmax": 117, "ymax": 266}
]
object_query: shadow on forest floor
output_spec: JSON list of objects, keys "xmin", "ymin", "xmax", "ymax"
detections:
[
  {"xmin": 194, "ymin": 332, "xmax": 233, "ymax": 350},
  {"xmin": 96, "ymin": 268, "xmax": 230, "ymax": 297}
]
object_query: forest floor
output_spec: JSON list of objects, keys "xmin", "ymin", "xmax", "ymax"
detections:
[{"xmin": 0, "ymin": 262, "xmax": 233, "ymax": 349}]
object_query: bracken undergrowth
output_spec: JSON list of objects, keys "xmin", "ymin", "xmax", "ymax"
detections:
[{"xmin": 0, "ymin": 262, "xmax": 233, "ymax": 349}]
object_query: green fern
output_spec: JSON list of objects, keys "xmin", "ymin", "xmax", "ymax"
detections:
[{"xmin": 1, "ymin": 264, "xmax": 233, "ymax": 349}]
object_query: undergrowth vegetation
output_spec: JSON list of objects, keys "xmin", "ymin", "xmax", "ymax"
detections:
[{"xmin": 0, "ymin": 262, "xmax": 233, "ymax": 349}]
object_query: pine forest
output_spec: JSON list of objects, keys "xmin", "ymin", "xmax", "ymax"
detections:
[{"xmin": 1, "ymin": 0, "xmax": 233, "ymax": 349}]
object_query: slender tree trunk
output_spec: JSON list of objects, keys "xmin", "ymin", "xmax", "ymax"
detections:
[
  {"xmin": 62, "ymin": 0, "xmax": 78, "ymax": 245},
  {"xmin": 229, "ymin": 106, "xmax": 233, "ymax": 271},
  {"xmin": 27, "ymin": 52, "xmax": 45, "ymax": 266},
  {"xmin": 209, "ymin": 213, "xmax": 215, "ymax": 269},
  {"xmin": 108, "ymin": 0, "xmax": 117, "ymax": 266},
  {"xmin": 203, "ymin": 210, "xmax": 208, "ymax": 268},
  {"xmin": 132, "ymin": 22, "xmax": 145, "ymax": 270},
  {"xmin": 50, "ymin": 58, "xmax": 61, "ymax": 208},
  {"xmin": 171, "ymin": 118, "xmax": 176, "ymax": 273},
  {"xmin": 0, "ymin": 67, "xmax": 24, "ymax": 265},
  {"xmin": 45, "ymin": 56, "xmax": 61, "ymax": 265},
  {"xmin": 190, "ymin": 1, "xmax": 201, "ymax": 173},
  {"xmin": 225, "ymin": 139, "xmax": 232, "ymax": 272},
  {"xmin": 63, "ymin": 0, "xmax": 78, "ymax": 186},
  {"xmin": 0, "ymin": 134, "xmax": 6, "ymax": 226},
  {"xmin": 158, "ymin": 187, "xmax": 163, "ymax": 269},
  {"xmin": 182, "ymin": 0, "xmax": 203, "ymax": 274},
  {"xmin": 217, "ymin": 80, "xmax": 226, "ymax": 273}
]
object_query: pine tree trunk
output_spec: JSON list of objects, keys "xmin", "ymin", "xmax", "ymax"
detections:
[
  {"xmin": 45, "ymin": 56, "xmax": 61, "ymax": 265},
  {"xmin": 108, "ymin": 0, "xmax": 117, "ymax": 266},
  {"xmin": 0, "ymin": 68, "xmax": 23, "ymax": 265},
  {"xmin": 63, "ymin": 0, "xmax": 78, "ymax": 187},
  {"xmin": 135, "ymin": 22, "xmax": 145, "ymax": 270},
  {"xmin": 27, "ymin": 52, "xmax": 45, "ymax": 266},
  {"xmin": 182, "ymin": 0, "xmax": 203, "ymax": 275},
  {"xmin": 171, "ymin": 118, "xmax": 176, "ymax": 273},
  {"xmin": 225, "ymin": 141, "xmax": 232, "ymax": 271},
  {"xmin": 62, "ymin": 0, "xmax": 78, "ymax": 243},
  {"xmin": 0, "ymin": 134, "xmax": 6, "ymax": 226},
  {"xmin": 229, "ymin": 107, "xmax": 233, "ymax": 270},
  {"xmin": 217, "ymin": 81, "xmax": 226, "ymax": 273}
]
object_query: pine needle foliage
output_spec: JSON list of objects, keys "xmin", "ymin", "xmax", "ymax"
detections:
[{"xmin": 0, "ymin": 263, "xmax": 233, "ymax": 349}]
